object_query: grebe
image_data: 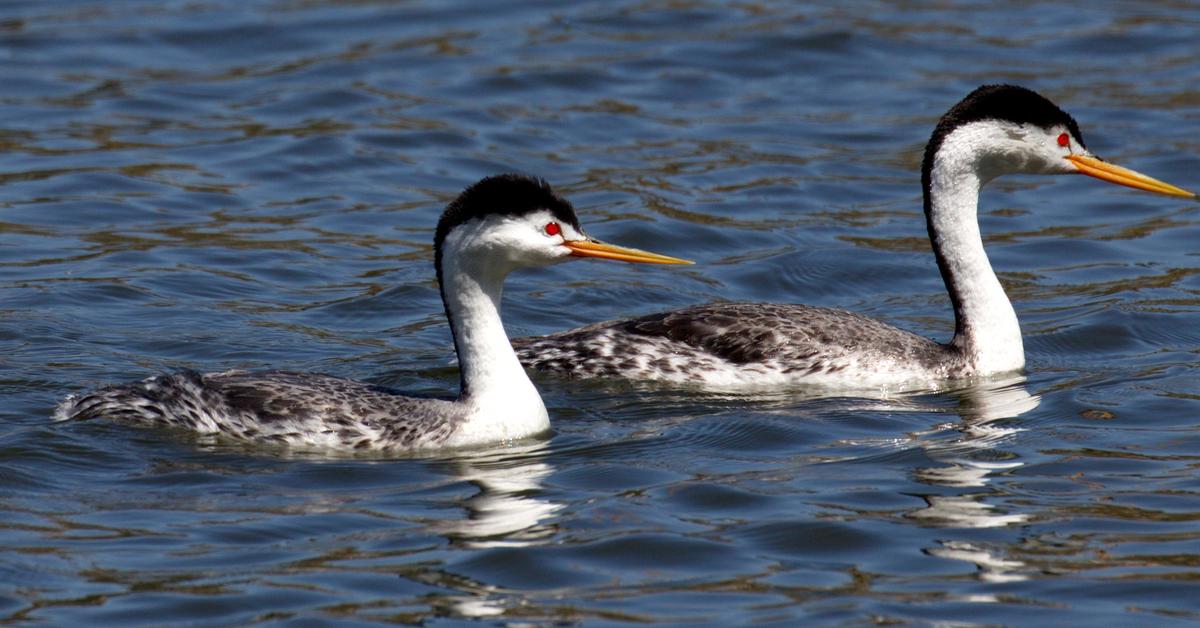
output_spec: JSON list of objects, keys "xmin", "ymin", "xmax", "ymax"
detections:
[
  {"xmin": 514, "ymin": 85, "xmax": 1195, "ymax": 390},
  {"xmin": 55, "ymin": 174, "xmax": 690, "ymax": 450}
]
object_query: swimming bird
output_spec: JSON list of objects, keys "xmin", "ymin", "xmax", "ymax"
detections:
[
  {"xmin": 55, "ymin": 174, "xmax": 691, "ymax": 450},
  {"xmin": 513, "ymin": 85, "xmax": 1196, "ymax": 390}
]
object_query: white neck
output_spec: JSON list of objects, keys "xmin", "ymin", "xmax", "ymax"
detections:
[
  {"xmin": 439, "ymin": 251, "xmax": 549, "ymax": 446},
  {"xmin": 926, "ymin": 136, "xmax": 1025, "ymax": 375}
]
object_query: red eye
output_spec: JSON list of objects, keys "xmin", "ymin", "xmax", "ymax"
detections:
[
  {"xmin": 544, "ymin": 222, "xmax": 561, "ymax": 236},
  {"xmin": 1057, "ymin": 132, "xmax": 1070, "ymax": 147}
]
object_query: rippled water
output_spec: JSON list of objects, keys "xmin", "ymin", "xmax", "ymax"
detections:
[{"xmin": 3, "ymin": 1, "xmax": 1200, "ymax": 624}]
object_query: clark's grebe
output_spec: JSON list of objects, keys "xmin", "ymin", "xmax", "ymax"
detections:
[
  {"xmin": 514, "ymin": 85, "xmax": 1195, "ymax": 390},
  {"xmin": 55, "ymin": 174, "xmax": 690, "ymax": 450}
]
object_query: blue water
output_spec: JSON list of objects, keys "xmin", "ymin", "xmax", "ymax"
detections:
[{"xmin": 3, "ymin": 1, "xmax": 1200, "ymax": 624}]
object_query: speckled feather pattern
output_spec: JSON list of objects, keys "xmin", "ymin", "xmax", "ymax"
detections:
[
  {"xmin": 56, "ymin": 370, "xmax": 467, "ymax": 450},
  {"xmin": 515, "ymin": 86, "xmax": 1095, "ymax": 391},
  {"xmin": 51, "ymin": 174, "xmax": 585, "ymax": 451},
  {"xmin": 514, "ymin": 302, "xmax": 971, "ymax": 390}
]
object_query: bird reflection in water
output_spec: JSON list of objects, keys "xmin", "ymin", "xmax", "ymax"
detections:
[
  {"xmin": 906, "ymin": 376, "xmax": 1041, "ymax": 584},
  {"xmin": 431, "ymin": 442, "xmax": 563, "ymax": 549},
  {"xmin": 415, "ymin": 442, "xmax": 564, "ymax": 619},
  {"xmin": 911, "ymin": 376, "xmax": 1036, "ymax": 510}
]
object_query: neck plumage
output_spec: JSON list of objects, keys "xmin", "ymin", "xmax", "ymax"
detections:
[
  {"xmin": 923, "ymin": 146, "xmax": 1024, "ymax": 375},
  {"xmin": 438, "ymin": 254, "xmax": 549, "ymax": 442}
]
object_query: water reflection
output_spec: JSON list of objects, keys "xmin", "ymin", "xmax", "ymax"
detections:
[
  {"xmin": 907, "ymin": 379, "xmax": 1032, "ymax": 521},
  {"xmin": 926, "ymin": 540, "xmax": 1029, "ymax": 585},
  {"xmin": 432, "ymin": 442, "xmax": 562, "ymax": 550},
  {"xmin": 419, "ymin": 443, "xmax": 564, "ymax": 619},
  {"xmin": 908, "ymin": 377, "xmax": 1040, "ymax": 583}
]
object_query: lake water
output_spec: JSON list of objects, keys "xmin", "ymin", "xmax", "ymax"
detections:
[{"xmin": 3, "ymin": 1, "xmax": 1200, "ymax": 624}]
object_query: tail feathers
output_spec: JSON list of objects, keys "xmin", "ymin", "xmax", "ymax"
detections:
[{"xmin": 53, "ymin": 370, "xmax": 207, "ymax": 424}]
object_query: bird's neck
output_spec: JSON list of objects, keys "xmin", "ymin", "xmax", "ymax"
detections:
[
  {"xmin": 924, "ymin": 149, "xmax": 1024, "ymax": 375},
  {"xmin": 439, "ymin": 256, "xmax": 549, "ymax": 444}
]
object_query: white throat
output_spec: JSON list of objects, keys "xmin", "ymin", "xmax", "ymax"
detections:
[
  {"xmin": 927, "ymin": 125, "xmax": 1025, "ymax": 375},
  {"xmin": 438, "ymin": 238, "xmax": 549, "ymax": 445}
]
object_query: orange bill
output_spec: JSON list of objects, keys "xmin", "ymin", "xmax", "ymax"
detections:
[
  {"xmin": 1066, "ymin": 154, "xmax": 1196, "ymax": 199},
  {"xmin": 565, "ymin": 239, "xmax": 693, "ymax": 265}
]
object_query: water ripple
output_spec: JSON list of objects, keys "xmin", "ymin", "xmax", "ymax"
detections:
[{"xmin": 3, "ymin": 0, "xmax": 1200, "ymax": 624}]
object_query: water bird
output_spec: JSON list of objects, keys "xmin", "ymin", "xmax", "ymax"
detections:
[
  {"xmin": 55, "ymin": 174, "xmax": 691, "ymax": 450},
  {"xmin": 514, "ymin": 85, "xmax": 1196, "ymax": 390}
]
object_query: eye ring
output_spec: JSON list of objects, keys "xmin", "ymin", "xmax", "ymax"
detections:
[
  {"xmin": 544, "ymin": 222, "xmax": 561, "ymax": 236},
  {"xmin": 1057, "ymin": 132, "xmax": 1070, "ymax": 148}
]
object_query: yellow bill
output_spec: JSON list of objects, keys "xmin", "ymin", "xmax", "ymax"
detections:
[
  {"xmin": 1066, "ymin": 154, "xmax": 1196, "ymax": 199},
  {"xmin": 565, "ymin": 239, "xmax": 693, "ymax": 265}
]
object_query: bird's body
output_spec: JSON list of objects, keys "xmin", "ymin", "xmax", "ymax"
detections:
[
  {"xmin": 61, "ymin": 369, "xmax": 471, "ymax": 449},
  {"xmin": 55, "ymin": 175, "xmax": 690, "ymax": 451},
  {"xmin": 515, "ymin": 303, "xmax": 960, "ymax": 391},
  {"xmin": 516, "ymin": 85, "xmax": 1196, "ymax": 391}
]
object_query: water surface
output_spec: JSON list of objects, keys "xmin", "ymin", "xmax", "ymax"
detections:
[{"xmin": 3, "ymin": 1, "xmax": 1200, "ymax": 624}]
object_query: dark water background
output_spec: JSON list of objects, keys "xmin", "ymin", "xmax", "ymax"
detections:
[{"xmin": 3, "ymin": 1, "xmax": 1200, "ymax": 624}]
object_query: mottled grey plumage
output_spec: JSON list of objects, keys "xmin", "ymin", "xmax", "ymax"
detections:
[
  {"xmin": 52, "ymin": 173, "xmax": 599, "ymax": 451},
  {"xmin": 53, "ymin": 173, "xmax": 691, "ymax": 449},
  {"xmin": 56, "ymin": 370, "xmax": 467, "ymax": 450},
  {"xmin": 513, "ymin": 85, "xmax": 1136, "ymax": 390},
  {"xmin": 514, "ymin": 302, "xmax": 965, "ymax": 388}
]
